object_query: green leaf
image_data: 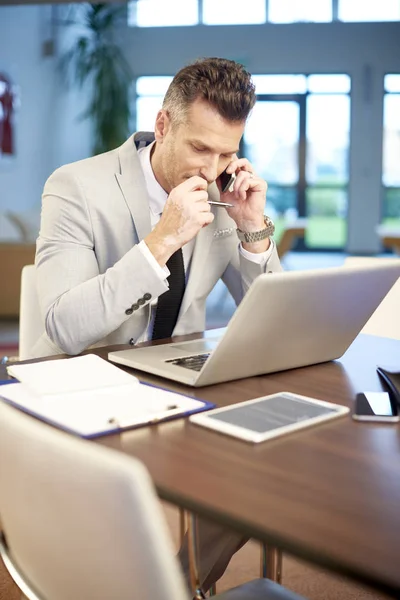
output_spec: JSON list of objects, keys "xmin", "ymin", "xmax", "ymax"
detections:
[{"xmin": 58, "ymin": 2, "xmax": 133, "ymax": 155}]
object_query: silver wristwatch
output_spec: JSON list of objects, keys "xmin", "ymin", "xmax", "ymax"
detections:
[{"xmin": 236, "ymin": 216, "xmax": 275, "ymax": 243}]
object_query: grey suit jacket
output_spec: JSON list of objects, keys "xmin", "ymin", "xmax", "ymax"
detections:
[{"xmin": 33, "ymin": 133, "xmax": 282, "ymax": 358}]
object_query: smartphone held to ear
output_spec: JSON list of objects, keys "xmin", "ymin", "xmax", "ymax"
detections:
[
  {"xmin": 352, "ymin": 391, "xmax": 400, "ymax": 423},
  {"xmin": 219, "ymin": 169, "xmax": 236, "ymax": 193}
]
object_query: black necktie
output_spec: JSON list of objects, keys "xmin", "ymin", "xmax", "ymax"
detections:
[{"xmin": 152, "ymin": 249, "xmax": 185, "ymax": 341}]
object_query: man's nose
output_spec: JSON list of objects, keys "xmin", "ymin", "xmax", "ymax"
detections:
[{"xmin": 199, "ymin": 157, "xmax": 219, "ymax": 185}]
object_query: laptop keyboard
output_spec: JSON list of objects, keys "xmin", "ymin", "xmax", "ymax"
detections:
[{"xmin": 165, "ymin": 353, "xmax": 211, "ymax": 371}]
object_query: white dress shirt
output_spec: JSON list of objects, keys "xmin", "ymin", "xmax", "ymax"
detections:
[{"xmin": 136, "ymin": 141, "xmax": 274, "ymax": 341}]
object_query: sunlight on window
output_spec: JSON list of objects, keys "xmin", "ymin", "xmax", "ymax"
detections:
[
  {"xmin": 339, "ymin": 0, "xmax": 400, "ymax": 21},
  {"xmin": 306, "ymin": 95, "xmax": 350, "ymax": 185},
  {"xmin": 245, "ymin": 101, "xmax": 299, "ymax": 184},
  {"xmin": 307, "ymin": 75, "xmax": 351, "ymax": 94},
  {"xmin": 128, "ymin": 0, "xmax": 198, "ymax": 27},
  {"xmin": 136, "ymin": 76, "xmax": 173, "ymax": 96},
  {"xmin": 385, "ymin": 74, "xmax": 400, "ymax": 93},
  {"xmin": 383, "ymin": 94, "xmax": 400, "ymax": 187},
  {"xmin": 136, "ymin": 97, "xmax": 163, "ymax": 131},
  {"xmin": 269, "ymin": 0, "xmax": 332, "ymax": 23},
  {"xmin": 202, "ymin": 0, "xmax": 266, "ymax": 25},
  {"xmin": 136, "ymin": 77, "xmax": 173, "ymax": 130},
  {"xmin": 252, "ymin": 75, "xmax": 307, "ymax": 94}
]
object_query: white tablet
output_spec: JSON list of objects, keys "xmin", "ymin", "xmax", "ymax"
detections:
[{"xmin": 189, "ymin": 392, "xmax": 349, "ymax": 443}]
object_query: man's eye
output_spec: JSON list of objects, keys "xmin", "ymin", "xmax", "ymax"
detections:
[{"xmin": 193, "ymin": 145, "xmax": 206, "ymax": 153}]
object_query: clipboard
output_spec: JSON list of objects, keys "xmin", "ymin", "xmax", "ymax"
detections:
[{"xmin": 0, "ymin": 355, "xmax": 215, "ymax": 439}]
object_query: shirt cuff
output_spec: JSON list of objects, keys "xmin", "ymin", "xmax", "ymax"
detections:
[
  {"xmin": 138, "ymin": 240, "xmax": 170, "ymax": 282},
  {"xmin": 239, "ymin": 238, "xmax": 276, "ymax": 266}
]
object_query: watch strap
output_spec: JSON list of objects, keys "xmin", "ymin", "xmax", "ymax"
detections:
[{"xmin": 237, "ymin": 216, "xmax": 275, "ymax": 243}]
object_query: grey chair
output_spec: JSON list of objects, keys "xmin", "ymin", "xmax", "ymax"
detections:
[{"xmin": 0, "ymin": 401, "xmax": 306, "ymax": 600}]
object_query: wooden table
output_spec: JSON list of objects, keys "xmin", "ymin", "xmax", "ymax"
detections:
[{"xmin": 2, "ymin": 332, "xmax": 400, "ymax": 597}]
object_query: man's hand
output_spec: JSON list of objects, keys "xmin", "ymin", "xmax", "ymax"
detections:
[
  {"xmin": 145, "ymin": 176, "xmax": 214, "ymax": 266},
  {"xmin": 217, "ymin": 157, "xmax": 269, "ymax": 253},
  {"xmin": 217, "ymin": 157, "xmax": 267, "ymax": 231}
]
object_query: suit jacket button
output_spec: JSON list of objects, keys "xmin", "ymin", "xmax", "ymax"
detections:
[
  {"xmin": 143, "ymin": 293, "xmax": 152, "ymax": 301},
  {"xmin": 131, "ymin": 303, "xmax": 140, "ymax": 311},
  {"xmin": 137, "ymin": 298, "xmax": 145, "ymax": 306},
  {"xmin": 125, "ymin": 308, "xmax": 133, "ymax": 315}
]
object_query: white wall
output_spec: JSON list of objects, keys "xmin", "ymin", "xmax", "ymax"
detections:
[
  {"xmin": 0, "ymin": 4, "xmax": 91, "ymax": 216},
  {"xmin": 0, "ymin": 6, "xmax": 399, "ymax": 252},
  {"xmin": 0, "ymin": 5, "xmax": 57, "ymax": 214}
]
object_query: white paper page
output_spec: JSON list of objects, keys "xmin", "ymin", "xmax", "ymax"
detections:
[
  {"xmin": 7, "ymin": 354, "xmax": 137, "ymax": 396},
  {"xmin": 0, "ymin": 382, "xmax": 205, "ymax": 437}
]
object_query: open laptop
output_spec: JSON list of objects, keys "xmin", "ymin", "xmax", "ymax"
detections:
[{"xmin": 108, "ymin": 261, "xmax": 400, "ymax": 387}]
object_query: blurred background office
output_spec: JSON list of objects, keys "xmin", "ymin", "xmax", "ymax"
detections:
[{"xmin": 0, "ymin": 0, "xmax": 400, "ymax": 340}]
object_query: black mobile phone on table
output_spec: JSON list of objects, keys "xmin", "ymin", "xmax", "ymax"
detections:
[
  {"xmin": 219, "ymin": 169, "xmax": 236, "ymax": 193},
  {"xmin": 352, "ymin": 391, "xmax": 400, "ymax": 423}
]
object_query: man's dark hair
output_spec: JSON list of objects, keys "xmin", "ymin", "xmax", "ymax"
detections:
[{"xmin": 163, "ymin": 57, "xmax": 256, "ymax": 125}]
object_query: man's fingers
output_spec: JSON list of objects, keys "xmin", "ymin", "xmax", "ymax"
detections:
[
  {"xmin": 183, "ymin": 175, "xmax": 209, "ymax": 191},
  {"xmin": 200, "ymin": 212, "xmax": 215, "ymax": 226},
  {"xmin": 191, "ymin": 189, "xmax": 210, "ymax": 205},
  {"xmin": 226, "ymin": 157, "xmax": 254, "ymax": 175}
]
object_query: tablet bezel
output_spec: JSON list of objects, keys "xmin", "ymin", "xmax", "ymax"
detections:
[{"xmin": 189, "ymin": 392, "xmax": 350, "ymax": 443}]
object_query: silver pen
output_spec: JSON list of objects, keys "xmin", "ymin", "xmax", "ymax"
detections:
[{"xmin": 208, "ymin": 200, "xmax": 234, "ymax": 208}]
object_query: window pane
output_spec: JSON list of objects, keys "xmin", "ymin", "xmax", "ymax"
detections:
[
  {"xmin": 339, "ymin": 0, "xmax": 400, "ymax": 21},
  {"xmin": 269, "ymin": 0, "xmax": 332, "ymax": 23},
  {"xmin": 252, "ymin": 74, "xmax": 307, "ymax": 94},
  {"xmin": 307, "ymin": 74, "xmax": 351, "ymax": 94},
  {"xmin": 306, "ymin": 95, "xmax": 350, "ymax": 184},
  {"xmin": 384, "ymin": 74, "xmax": 400, "ymax": 93},
  {"xmin": 136, "ymin": 76, "xmax": 173, "ymax": 96},
  {"xmin": 306, "ymin": 188, "xmax": 348, "ymax": 248},
  {"xmin": 266, "ymin": 186, "xmax": 297, "ymax": 221},
  {"xmin": 128, "ymin": 0, "xmax": 198, "ymax": 27},
  {"xmin": 203, "ymin": 0, "xmax": 266, "ymax": 24},
  {"xmin": 382, "ymin": 188, "xmax": 400, "ymax": 221},
  {"xmin": 136, "ymin": 97, "xmax": 163, "ymax": 130},
  {"xmin": 244, "ymin": 101, "xmax": 299, "ymax": 185},
  {"xmin": 383, "ymin": 94, "xmax": 400, "ymax": 186}
]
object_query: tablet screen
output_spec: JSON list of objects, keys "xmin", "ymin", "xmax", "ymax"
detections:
[
  {"xmin": 190, "ymin": 392, "xmax": 349, "ymax": 443},
  {"xmin": 207, "ymin": 394, "xmax": 337, "ymax": 433}
]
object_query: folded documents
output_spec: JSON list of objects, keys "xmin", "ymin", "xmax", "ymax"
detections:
[{"xmin": 0, "ymin": 354, "xmax": 214, "ymax": 438}]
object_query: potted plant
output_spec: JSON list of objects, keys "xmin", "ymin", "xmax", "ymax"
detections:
[{"xmin": 60, "ymin": 3, "xmax": 132, "ymax": 155}]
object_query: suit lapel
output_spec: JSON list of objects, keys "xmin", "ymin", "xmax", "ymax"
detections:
[{"xmin": 115, "ymin": 133, "xmax": 154, "ymax": 241}]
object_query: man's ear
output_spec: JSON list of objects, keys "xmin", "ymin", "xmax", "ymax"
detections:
[{"xmin": 154, "ymin": 109, "xmax": 171, "ymax": 143}]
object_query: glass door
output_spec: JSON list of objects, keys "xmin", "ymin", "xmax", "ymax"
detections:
[{"xmin": 243, "ymin": 95, "xmax": 305, "ymax": 245}]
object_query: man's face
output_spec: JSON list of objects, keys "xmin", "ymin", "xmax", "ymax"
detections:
[{"xmin": 153, "ymin": 98, "xmax": 245, "ymax": 193}]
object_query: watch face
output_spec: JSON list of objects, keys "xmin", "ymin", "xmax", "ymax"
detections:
[{"xmin": 264, "ymin": 216, "xmax": 275, "ymax": 235}]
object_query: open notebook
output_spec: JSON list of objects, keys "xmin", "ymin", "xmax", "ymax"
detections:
[{"xmin": 0, "ymin": 354, "xmax": 214, "ymax": 438}]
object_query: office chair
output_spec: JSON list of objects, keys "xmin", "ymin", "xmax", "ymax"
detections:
[
  {"xmin": 19, "ymin": 264, "xmax": 44, "ymax": 360},
  {"xmin": 344, "ymin": 256, "xmax": 400, "ymax": 340},
  {"xmin": 276, "ymin": 218, "xmax": 308, "ymax": 259},
  {"xmin": 0, "ymin": 401, "xmax": 305, "ymax": 600}
]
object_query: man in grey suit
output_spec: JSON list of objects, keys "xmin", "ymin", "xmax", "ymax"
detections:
[{"xmin": 34, "ymin": 57, "xmax": 282, "ymax": 593}]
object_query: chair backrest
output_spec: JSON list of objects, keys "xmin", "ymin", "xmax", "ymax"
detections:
[
  {"xmin": 344, "ymin": 256, "xmax": 400, "ymax": 339},
  {"xmin": 0, "ymin": 401, "xmax": 189, "ymax": 600},
  {"xmin": 19, "ymin": 265, "xmax": 44, "ymax": 360}
]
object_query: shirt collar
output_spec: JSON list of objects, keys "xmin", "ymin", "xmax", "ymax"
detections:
[{"xmin": 137, "ymin": 141, "xmax": 168, "ymax": 216}]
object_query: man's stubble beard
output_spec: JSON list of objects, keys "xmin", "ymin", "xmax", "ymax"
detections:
[{"xmin": 161, "ymin": 138, "xmax": 179, "ymax": 194}]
